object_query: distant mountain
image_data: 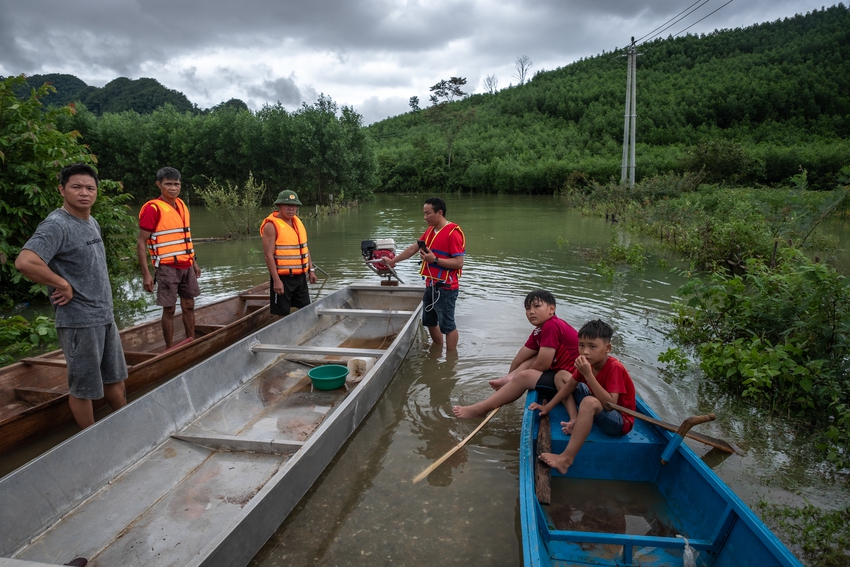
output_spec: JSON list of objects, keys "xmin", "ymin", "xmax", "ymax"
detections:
[
  {"xmin": 11, "ymin": 73, "xmax": 89, "ymax": 107},
  {"xmin": 12, "ymin": 74, "xmax": 196, "ymax": 115}
]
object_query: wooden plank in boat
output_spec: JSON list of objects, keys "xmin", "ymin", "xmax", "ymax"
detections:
[
  {"xmin": 20, "ymin": 357, "xmax": 66, "ymax": 368},
  {"xmin": 15, "ymin": 387, "xmax": 64, "ymax": 406},
  {"xmin": 239, "ymin": 294, "xmax": 269, "ymax": 301},
  {"xmin": 251, "ymin": 344, "xmax": 386, "ymax": 357},
  {"xmin": 0, "ymin": 281, "xmax": 276, "ymax": 456},
  {"xmin": 196, "ymin": 323, "xmax": 226, "ymax": 335},
  {"xmin": 318, "ymin": 308, "xmax": 415, "ymax": 317}
]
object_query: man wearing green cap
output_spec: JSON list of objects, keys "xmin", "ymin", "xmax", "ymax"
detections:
[{"xmin": 260, "ymin": 190, "xmax": 317, "ymax": 316}]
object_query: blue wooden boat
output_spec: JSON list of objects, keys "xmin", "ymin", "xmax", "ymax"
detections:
[{"xmin": 520, "ymin": 390, "xmax": 802, "ymax": 567}]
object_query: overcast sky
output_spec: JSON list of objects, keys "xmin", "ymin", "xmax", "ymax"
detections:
[{"xmin": 0, "ymin": 0, "xmax": 834, "ymax": 124}]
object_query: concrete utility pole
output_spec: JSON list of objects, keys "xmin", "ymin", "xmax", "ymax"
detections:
[{"xmin": 620, "ymin": 37, "xmax": 639, "ymax": 189}]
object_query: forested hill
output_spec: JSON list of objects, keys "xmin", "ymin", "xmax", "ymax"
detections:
[
  {"xmin": 368, "ymin": 4, "xmax": 850, "ymax": 193},
  {"xmin": 10, "ymin": 74, "xmax": 195, "ymax": 115}
]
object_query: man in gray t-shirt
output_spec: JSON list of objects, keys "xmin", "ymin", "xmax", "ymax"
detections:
[{"xmin": 16, "ymin": 163, "xmax": 128, "ymax": 429}]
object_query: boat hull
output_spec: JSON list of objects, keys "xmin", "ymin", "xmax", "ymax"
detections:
[
  {"xmin": 0, "ymin": 283, "xmax": 424, "ymax": 567},
  {"xmin": 520, "ymin": 390, "xmax": 802, "ymax": 567},
  {"xmin": 0, "ymin": 283, "xmax": 276, "ymax": 455}
]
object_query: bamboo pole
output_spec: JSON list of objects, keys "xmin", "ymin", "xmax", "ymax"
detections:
[{"xmin": 412, "ymin": 407, "xmax": 500, "ymax": 484}]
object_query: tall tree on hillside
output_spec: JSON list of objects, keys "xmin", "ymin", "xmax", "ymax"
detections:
[
  {"xmin": 409, "ymin": 96, "xmax": 421, "ymax": 113},
  {"xmin": 483, "ymin": 74, "xmax": 499, "ymax": 94},
  {"xmin": 426, "ymin": 77, "xmax": 474, "ymax": 169},
  {"xmin": 513, "ymin": 55, "xmax": 533, "ymax": 85},
  {"xmin": 429, "ymin": 77, "xmax": 468, "ymax": 105}
]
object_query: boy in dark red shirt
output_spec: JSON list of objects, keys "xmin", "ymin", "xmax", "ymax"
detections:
[
  {"xmin": 535, "ymin": 319, "xmax": 637, "ymax": 475},
  {"xmin": 452, "ymin": 290, "xmax": 578, "ymax": 418}
]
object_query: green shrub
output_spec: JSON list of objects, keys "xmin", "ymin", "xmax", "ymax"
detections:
[{"xmin": 0, "ymin": 315, "xmax": 58, "ymax": 367}]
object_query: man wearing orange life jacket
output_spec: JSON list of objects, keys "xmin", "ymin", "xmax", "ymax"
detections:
[
  {"xmin": 136, "ymin": 167, "xmax": 201, "ymax": 349},
  {"xmin": 382, "ymin": 197, "xmax": 465, "ymax": 351},
  {"xmin": 261, "ymin": 190, "xmax": 317, "ymax": 316}
]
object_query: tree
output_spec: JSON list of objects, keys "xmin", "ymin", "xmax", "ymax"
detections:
[
  {"xmin": 409, "ymin": 96, "xmax": 421, "ymax": 113},
  {"xmin": 0, "ymin": 75, "xmax": 136, "ymax": 307},
  {"xmin": 513, "ymin": 55, "xmax": 533, "ymax": 85},
  {"xmin": 483, "ymin": 74, "xmax": 499, "ymax": 94},
  {"xmin": 429, "ymin": 77, "xmax": 468, "ymax": 106},
  {"xmin": 426, "ymin": 77, "xmax": 474, "ymax": 169}
]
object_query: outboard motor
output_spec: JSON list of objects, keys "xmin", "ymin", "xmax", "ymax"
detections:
[{"xmin": 362, "ymin": 239, "xmax": 403, "ymax": 285}]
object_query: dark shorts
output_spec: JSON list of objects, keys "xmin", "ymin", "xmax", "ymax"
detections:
[
  {"xmin": 573, "ymin": 382, "xmax": 626, "ymax": 436},
  {"xmin": 270, "ymin": 274, "xmax": 311, "ymax": 316},
  {"xmin": 57, "ymin": 323, "xmax": 128, "ymax": 400},
  {"xmin": 534, "ymin": 370, "xmax": 559, "ymax": 402},
  {"xmin": 155, "ymin": 264, "xmax": 200, "ymax": 307},
  {"xmin": 422, "ymin": 286, "xmax": 458, "ymax": 334}
]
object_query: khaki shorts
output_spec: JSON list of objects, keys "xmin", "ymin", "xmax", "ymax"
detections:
[{"xmin": 155, "ymin": 264, "xmax": 200, "ymax": 307}]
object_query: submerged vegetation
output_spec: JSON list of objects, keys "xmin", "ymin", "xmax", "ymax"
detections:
[
  {"xmin": 562, "ymin": 168, "xmax": 850, "ymax": 472},
  {"xmin": 759, "ymin": 502, "xmax": 850, "ymax": 566}
]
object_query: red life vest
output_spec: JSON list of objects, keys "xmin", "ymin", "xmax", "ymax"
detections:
[
  {"xmin": 260, "ymin": 213, "xmax": 310, "ymax": 275},
  {"xmin": 419, "ymin": 222, "xmax": 465, "ymax": 288}
]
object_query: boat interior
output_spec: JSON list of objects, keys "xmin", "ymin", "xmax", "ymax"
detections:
[
  {"xmin": 1, "ymin": 285, "xmax": 423, "ymax": 566},
  {"xmin": 525, "ymin": 392, "xmax": 793, "ymax": 566}
]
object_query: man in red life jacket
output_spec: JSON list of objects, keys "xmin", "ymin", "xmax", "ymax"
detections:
[
  {"xmin": 136, "ymin": 167, "xmax": 201, "ymax": 349},
  {"xmin": 383, "ymin": 197, "xmax": 465, "ymax": 350},
  {"xmin": 261, "ymin": 190, "xmax": 317, "ymax": 316}
]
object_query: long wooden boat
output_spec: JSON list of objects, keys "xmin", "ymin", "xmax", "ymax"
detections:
[
  {"xmin": 0, "ymin": 282, "xmax": 276, "ymax": 455},
  {"xmin": 0, "ymin": 283, "xmax": 424, "ymax": 567},
  {"xmin": 520, "ymin": 390, "xmax": 803, "ymax": 567}
]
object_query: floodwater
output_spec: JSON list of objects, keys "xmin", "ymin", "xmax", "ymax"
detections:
[{"xmin": 3, "ymin": 194, "xmax": 847, "ymax": 564}]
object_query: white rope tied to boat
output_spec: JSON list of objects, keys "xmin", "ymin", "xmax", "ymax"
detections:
[{"xmin": 676, "ymin": 535, "xmax": 697, "ymax": 567}]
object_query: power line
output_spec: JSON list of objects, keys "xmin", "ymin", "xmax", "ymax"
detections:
[
  {"xmin": 672, "ymin": 0, "xmax": 735, "ymax": 37},
  {"xmin": 634, "ymin": 0, "xmax": 705, "ymax": 44},
  {"xmin": 638, "ymin": 0, "xmax": 714, "ymax": 45}
]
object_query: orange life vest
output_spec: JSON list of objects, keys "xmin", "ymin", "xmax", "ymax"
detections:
[
  {"xmin": 141, "ymin": 198, "xmax": 194, "ymax": 267},
  {"xmin": 260, "ymin": 212, "xmax": 310, "ymax": 275},
  {"xmin": 419, "ymin": 222, "xmax": 465, "ymax": 286}
]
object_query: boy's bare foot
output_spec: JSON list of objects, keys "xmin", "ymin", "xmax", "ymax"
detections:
[
  {"xmin": 539, "ymin": 452, "xmax": 572, "ymax": 475},
  {"xmin": 561, "ymin": 420, "xmax": 575, "ymax": 435},
  {"xmin": 452, "ymin": 405, "xmax": 485, "ymax": 418},
  {"xmin": 488, "ymin": 376, "xmax": 510, "ymax": 390}
]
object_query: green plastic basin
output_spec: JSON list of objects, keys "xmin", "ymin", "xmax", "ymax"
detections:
[{"xmin": 307, "ymin": 364, "xmax": 350, "ymax": 390}]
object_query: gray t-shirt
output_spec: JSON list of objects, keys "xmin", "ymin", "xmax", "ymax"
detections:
[{"xmin": 22, "ymin": 209, "xmax": 115, "ymax": 328}]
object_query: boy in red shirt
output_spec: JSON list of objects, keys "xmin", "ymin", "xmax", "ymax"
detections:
[
  {"xmin": 452, "ymin": 290, "xmax": 578, "ymax": 418},
  {"xmin": 535, "ymin": 319, "xmax": 637, "ymax": 475}
]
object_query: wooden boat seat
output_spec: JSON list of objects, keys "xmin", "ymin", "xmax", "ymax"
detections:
[
  {"xmin": 546, "ymin": 403, "xmax": 665, "ymax": 480},
  {"xmin": 195, "ymin": 324, "xmax": 226, "ymax": 336},
  {"xmin": 14, "ymin": 387, "xmax": 65, "ymax": 407},
  {"xmin": 123, "ymin": 351, "xmax": 159, "ymax": 365},
  {"xmin": 20, "ymin": 357, "xmax": 66, "ymax": 367}
]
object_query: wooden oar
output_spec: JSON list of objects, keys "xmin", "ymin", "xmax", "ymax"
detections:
[
  {"xmin": 535, "ymin": 413, "xmax": 552, "ymax": 505},
  {"xmin": 413, "ymin": 407, "xmax": 500, "ymax": 484},
  {"xmin": 605, "ymin": 402, "xmax": 736, "ymax": 454}
]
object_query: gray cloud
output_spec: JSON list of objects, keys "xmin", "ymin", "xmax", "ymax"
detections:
[
  {"xmin": 0, "ymin": 0, "xmax": 834, "ymax": 119},
  {"xmin": 248, "ymin": 75, "xmax": 303, "ymax": 106}
]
